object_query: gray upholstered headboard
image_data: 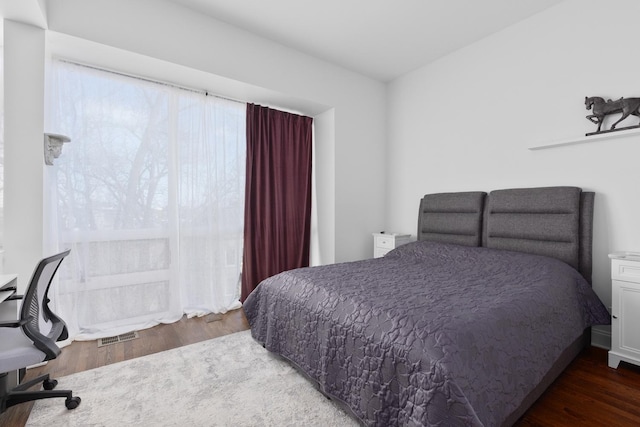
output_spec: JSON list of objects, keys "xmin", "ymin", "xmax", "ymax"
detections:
[
  {"xmin": 417, "ymin": 187, "xmax": 594, "ymax": 284},
  {"xmin": 417, "ymin": 192, "xmax": 486, "ymax": 247}
]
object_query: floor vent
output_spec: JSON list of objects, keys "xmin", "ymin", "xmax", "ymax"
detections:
[{"xmin": 98, "ymin": 331, "xmax": 139, "ymax": 347}]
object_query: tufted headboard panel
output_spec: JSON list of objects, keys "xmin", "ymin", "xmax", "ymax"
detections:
[
  {"xmin": 417, "ymin": 192, "xmax": 487, "ymax": 247},
  {"xmin": 483, "ymin": 186, "xmax": 583, "ymax": 269}
]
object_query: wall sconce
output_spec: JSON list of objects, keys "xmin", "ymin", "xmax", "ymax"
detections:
[{"xmin": 44, "ymin": 133, "xmax": 71, "ymax": 165}]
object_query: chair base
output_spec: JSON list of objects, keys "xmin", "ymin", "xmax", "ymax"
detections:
[{"xmin": 0, "ymin": 372, "xmax": 81, "ymax": 413}]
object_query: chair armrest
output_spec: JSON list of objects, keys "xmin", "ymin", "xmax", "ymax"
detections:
[
  {"xmin": 6, "ymin": 294, "xmax": 23, "ymax": 301},
  {"xmin": 0, "ymin": 318, "xmax": 28, "ymax": 328}
]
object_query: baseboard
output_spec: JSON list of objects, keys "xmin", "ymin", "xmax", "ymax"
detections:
[{"xmin": 591, "ymin": 326, "xmax": 611, "ymax": 350}]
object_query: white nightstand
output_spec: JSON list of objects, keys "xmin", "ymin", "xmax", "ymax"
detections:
[
  {"xmin": 608, "ymin": 251, "xmax": 640, "ymax": 369},
  {"xmin": 372, "ymin": 233, "xmax": 411, "ymax": 258}
]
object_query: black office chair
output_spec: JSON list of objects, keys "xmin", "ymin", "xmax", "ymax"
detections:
[{"xmin": 0, "ymin": 249, "xmax": 81, "ymax": 413}]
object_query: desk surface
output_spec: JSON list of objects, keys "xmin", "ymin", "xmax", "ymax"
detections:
[
  {"xmin": 0, "ymin": 290, "xmax": 14, "ymax": 304},
  {"xmin": 0, "ymin": 274, "xmax": 18, "ymax": 304},
  {"xmin": 0, "ymin": 274, "xmax": 18, "ymax": 289}
]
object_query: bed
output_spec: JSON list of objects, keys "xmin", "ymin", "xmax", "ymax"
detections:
[{"xmin": 243, "ymin": 186, "xmax": 611, "ymax": 426}]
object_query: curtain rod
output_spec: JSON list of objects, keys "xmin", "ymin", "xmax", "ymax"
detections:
[{"xmin": 55, "ymin": 58, "xmax": 245, "ymax": 105}]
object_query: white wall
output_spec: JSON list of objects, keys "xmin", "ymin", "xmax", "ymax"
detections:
[
  {"xmin": 3, "ymin": 0, "xmax": 387, "ymax": 271},
  {"xmin": 3, "ymin": 20, "xmax": 46, "ymax": 290},
  {"xmin": 388, "ymin": 0, "xmax": 639, "ymax": 345},
  {"xmin": 313, "ymin": 109, "xmax": 336, "ymax": 265}
]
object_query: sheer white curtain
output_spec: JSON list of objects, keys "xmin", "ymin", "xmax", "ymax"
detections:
[
  {"xmin": 49, "ymin": 60, "xmax": 245, "ymax": 340},
  {"xmin": 176, "ymin": 91, "xmax": 245, "ymax": 316}
]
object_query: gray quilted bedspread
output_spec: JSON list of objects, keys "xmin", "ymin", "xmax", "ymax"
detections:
[{"xmin": 243, "ymin": 241, "xmax": 610, "ymax": 426}]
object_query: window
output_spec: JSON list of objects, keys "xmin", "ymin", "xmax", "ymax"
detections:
[{"xmin": 50, "ymin": 60, "xmax": 246, "ymax": 339}]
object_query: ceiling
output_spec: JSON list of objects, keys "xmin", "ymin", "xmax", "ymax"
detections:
[
  {"xmin": 167, "ymin": 0, "xmax": 566, "ymax": 82},
  {"xmin": 0, "ymin": 0, "xmax": 566, "ymax": 82}
]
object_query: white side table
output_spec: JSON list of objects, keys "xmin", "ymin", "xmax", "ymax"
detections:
[
  {"xmin": 372, "ymin": 233, "xmax": 411, "ymax": 258},
  {"xmin": 608, "ymin": 251, "xmax": 640, "ymax": 369}
]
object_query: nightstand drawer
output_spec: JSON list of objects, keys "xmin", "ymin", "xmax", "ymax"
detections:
[
  {"xmin": 375, "ymin": 236, "xmax": 394, "ymax": 249},
  {"xmin": 612, "ymin": 258, "xmax": 640, "ymax": 283}
]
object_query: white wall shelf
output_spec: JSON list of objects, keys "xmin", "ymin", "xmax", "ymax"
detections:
[{"xmin": 529, "ymin": 127, "xmax": 640, "ymax": 150}]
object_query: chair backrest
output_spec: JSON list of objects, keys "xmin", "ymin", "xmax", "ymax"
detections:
[{"xmin": 20, "ymin": 250, "xmax": 71, "ymax": 360}]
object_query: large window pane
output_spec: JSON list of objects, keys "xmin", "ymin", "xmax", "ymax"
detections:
[{"xmin": 50, "ymin": 61, "xmax": 245, "ymax": 339}]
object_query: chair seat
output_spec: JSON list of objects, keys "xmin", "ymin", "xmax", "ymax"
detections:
[{"xmin": 0, "ymin": 329, "xmax": 46, "ymax": 373}]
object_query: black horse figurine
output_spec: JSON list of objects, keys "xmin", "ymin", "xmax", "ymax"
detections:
[{"xmin": 585, "ymin": 96, "xmax": 640, "ymax": 133}]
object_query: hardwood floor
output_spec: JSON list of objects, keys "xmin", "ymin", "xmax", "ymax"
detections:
[
  {"xmin": 516, "ymin": 346, "xmax": 640, "ymax": 426},
  {"xmin": 1, "ymin": 309, "xmax": 639, "ymax": 426}
]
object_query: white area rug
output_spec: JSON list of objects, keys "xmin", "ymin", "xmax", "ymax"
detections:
[{"xmin": 27, "ymin": 331, "xmax": 360, "ymax": 426}]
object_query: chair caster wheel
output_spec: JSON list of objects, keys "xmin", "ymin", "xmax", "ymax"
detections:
[
  {"xmin": 43, "ymin": 379, "xmax": 58, "ymax": 390},
  {"xmin": 65, "ymin": 396, "xmax": 81, "ymax": 410}
]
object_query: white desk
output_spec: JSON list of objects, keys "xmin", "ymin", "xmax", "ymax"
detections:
[
  {"xmin": 0, "ymin": 274, "xmax": 18, "ymax": 293},
  {"xmin": 0, "ymin": 274, "xmax": 19, "ymax": 391},
  {"xmin": 0, "ymin": 290, "xmax": 13, "ymax": 304},
  {"xmin": 0, "ymin": 274, "xmax": 18, "ymax": 320}
]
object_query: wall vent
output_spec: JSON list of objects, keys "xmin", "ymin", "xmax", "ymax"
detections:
[{"xmin": 98, "ymin": 331, "xmax": 139, "ymax": 347}]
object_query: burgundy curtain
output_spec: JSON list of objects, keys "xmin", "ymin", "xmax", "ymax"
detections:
[{"xmin": 240, "ymin": 104, "xmax": 313, "ymax": 301}]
